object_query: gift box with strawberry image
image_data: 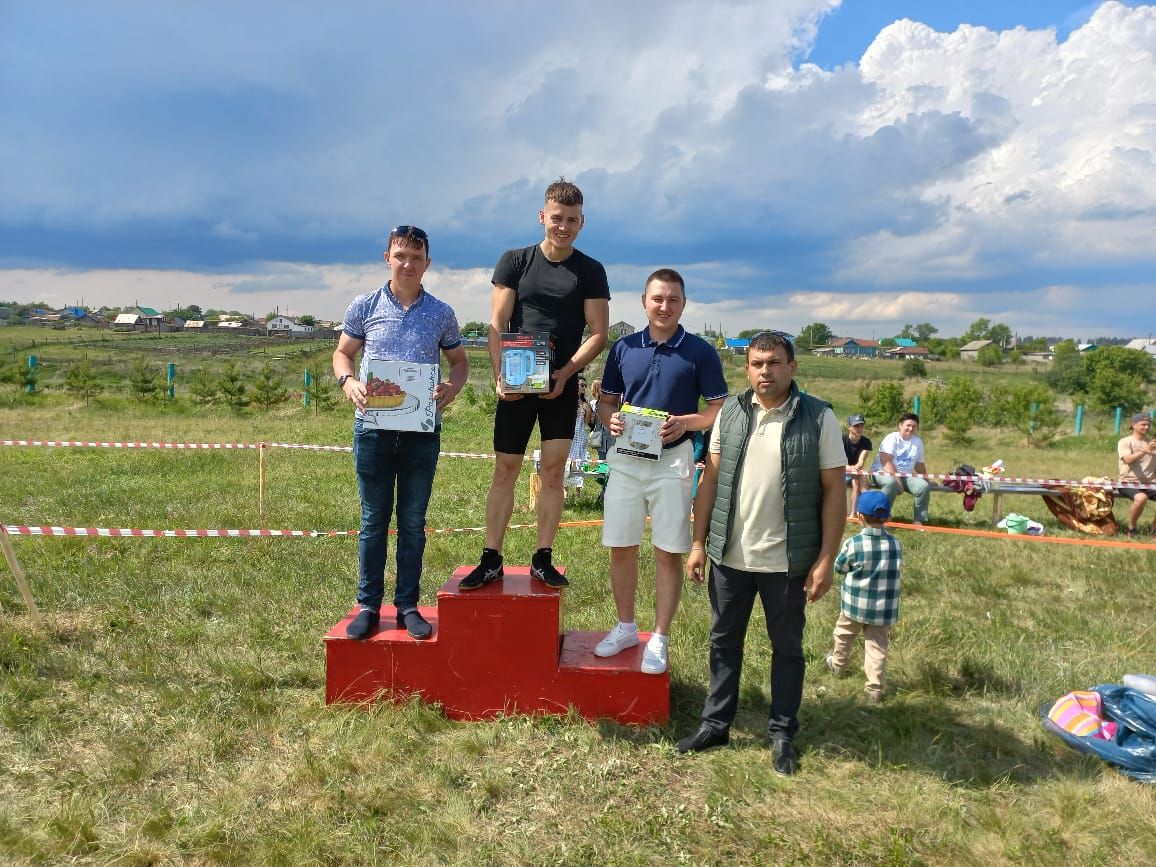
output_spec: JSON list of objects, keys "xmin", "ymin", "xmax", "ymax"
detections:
[
  {"xmin": 364, "ymin": 374, "xmax": 407, "ymax": 408},
  {"xmin": 360, "ymin": 360, "xmax": 440, "ymax": 432}
]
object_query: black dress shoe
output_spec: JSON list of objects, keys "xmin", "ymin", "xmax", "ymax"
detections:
[
  {"xmin": 397, "ymin": 608, "xmax": 433, "ymax": 640},
  {"xmin": 772, "ymin": 737, "xmax": 799, "ymax": 776},
  {"xmin": 675, "ymin": 726, "xmax": 730, "ymax": 755},
  {"xmin": 346, "ymin": 607, "xmax": 380, "ymax": 640}
]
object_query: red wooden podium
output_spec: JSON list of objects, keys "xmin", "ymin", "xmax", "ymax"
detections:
[{"xmin": 324, "ymin": 566, "xmax": 669, "ymax": 725}]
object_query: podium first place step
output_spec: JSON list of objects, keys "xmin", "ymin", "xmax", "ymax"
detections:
[{"xmin": 324, "ymin": 566, "xmax": 669, "ymax": 724}]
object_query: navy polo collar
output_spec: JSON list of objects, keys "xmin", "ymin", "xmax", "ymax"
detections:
[{"xmin": 640, "ymin": 324, "xmax": 686, "ymax": 348}]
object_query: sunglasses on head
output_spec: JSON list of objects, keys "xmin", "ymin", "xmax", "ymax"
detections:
[{"xmin": 390, "ymin": 225, "xmax": 428, "ymax": 241}]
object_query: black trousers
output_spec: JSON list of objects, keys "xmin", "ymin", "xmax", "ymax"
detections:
[{"xmin": 700, "ymin": 561, "xmax": 807, "ymax": 740}]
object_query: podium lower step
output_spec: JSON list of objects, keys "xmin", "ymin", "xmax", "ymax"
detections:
[{"xmin": 323, "ymin": 568, "xmax": 669, "ymax": 724}]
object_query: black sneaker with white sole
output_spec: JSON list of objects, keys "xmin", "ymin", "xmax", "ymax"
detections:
[
  {"xmin": 530, "ymin": 559, "xmax": 568, "ymax": 588},
  {"xmin": 459, "ymin": 560, "xmax": 504, "ymax": 591}
]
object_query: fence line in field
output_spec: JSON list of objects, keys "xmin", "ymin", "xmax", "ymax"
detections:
[
  {"xmin": 6, "ymin": 516, "xmax": 1155, "ymax": 624},
  {"xmin": 5, "ymin": 438, "xmax": 1152, "ymax": 490}
]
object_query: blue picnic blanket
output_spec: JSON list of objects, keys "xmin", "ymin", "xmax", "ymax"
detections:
[{"xmin": 1042, "ymin": 684, "xmax": 1156, "ymax": 783}]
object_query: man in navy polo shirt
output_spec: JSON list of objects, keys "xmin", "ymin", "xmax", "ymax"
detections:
[{"xmin": 593, "ymin": 268, "xmax": 728, "ymax": 674}]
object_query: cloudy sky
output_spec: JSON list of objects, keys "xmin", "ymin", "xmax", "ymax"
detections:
[{"xmin": 2, "ymin": 0, "xmax": 1154, "ymax": 339}]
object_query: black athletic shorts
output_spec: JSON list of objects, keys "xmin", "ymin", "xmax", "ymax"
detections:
[
  {"xmin": 493, "ymin": 373, "xmax": 580, "ymax": 455},
  {"xmin": 1116, "ymin": 486, "xmax": 1151, "ymax": 500}
]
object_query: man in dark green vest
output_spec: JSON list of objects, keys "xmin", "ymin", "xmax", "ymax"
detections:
[{"xmin": 676, "ymin": 331, "xmax": 846, "ymax": 775}]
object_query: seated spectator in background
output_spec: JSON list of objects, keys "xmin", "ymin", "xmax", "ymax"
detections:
[
  {"xmin": 843, "ymin": 414, "xmax": 872, "ymax": 508},
  {"xmin": 870, "ymin": 413, "xmax": 930, "ymax": 526},
  {"xmin": 1117, "ymin": 412, "xmax": 1156, "ymax": 537}
]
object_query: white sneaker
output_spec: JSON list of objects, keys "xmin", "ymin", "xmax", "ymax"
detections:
[
  {"xmin": 641, "ymin": 634, "xmax": 668, "ymax": 675},
  {"xmin": 594, "ymin": 623, "xmax": 639, "ymax": 657}
]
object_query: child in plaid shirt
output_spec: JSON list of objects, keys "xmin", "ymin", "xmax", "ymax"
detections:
[{"xmin": 825, "ymin": 491, "xmax": 902, "ymax": 702}]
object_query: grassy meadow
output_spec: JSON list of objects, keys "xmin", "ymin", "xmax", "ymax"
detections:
[{"xmin": 1, "ymin": 330, "xmax": 1154, "ymax": 865}]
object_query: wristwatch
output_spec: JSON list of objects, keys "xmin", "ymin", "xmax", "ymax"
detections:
[{"xmin": 338, "ymin": 374, "xmax": 352, "ymax": 388}]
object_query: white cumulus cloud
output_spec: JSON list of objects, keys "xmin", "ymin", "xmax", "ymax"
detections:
[{"xmin": 3, "ymin": 1, "xmax": 1156, "ymax": 339}]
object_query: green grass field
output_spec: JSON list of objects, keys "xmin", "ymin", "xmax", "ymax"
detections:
[{"xmin": 1, "ymin": 335, "xmax": 1154, "ymax": 865}]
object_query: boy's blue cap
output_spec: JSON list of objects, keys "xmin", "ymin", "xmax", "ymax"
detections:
[{"xmin": 856, "ymin": 491, "xmax": 891, "ymax": 519}]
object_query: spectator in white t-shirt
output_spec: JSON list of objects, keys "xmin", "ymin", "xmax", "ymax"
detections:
[{"xmin": 870, "ymin": 413, "xmax": 930, "ymax": 526}]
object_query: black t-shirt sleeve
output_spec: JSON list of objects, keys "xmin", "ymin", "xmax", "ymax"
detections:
[
  {"xmin": 583, "ymin": 257, "xmax": 611, "ymax": 300},
  {"xmin": 492, "ymin": 248, "xmax": 526, "ymax": 289}
]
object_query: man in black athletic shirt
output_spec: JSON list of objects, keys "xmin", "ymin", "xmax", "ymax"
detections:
[{"xmin": 460, "ymin": 178, "xmax": 611, "ymax": 590}]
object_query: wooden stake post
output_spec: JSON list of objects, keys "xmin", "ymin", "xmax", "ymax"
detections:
[
  {"xmin": 258, "ymin": 442, "xmax": 267, "ymax": 521},
  {"xmin": 1, "ymin": 526, "xmax": 43, "ymax": 626}
]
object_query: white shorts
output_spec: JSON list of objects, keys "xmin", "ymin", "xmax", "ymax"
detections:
[{"xmin": 602, "ymin": 439, "xmax": 694, "ymax": 553}]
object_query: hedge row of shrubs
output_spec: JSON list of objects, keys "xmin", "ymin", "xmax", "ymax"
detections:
[
  {"xmin": 2, "ymin": 357, "xmax": 338, "ymax": 412},
  {"xmin": 858, "ymin": 377, "xmax": 1063, "ymax": 445}
]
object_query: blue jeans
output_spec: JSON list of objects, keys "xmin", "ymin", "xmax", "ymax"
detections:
[
  {"xmin": 873, "ymin": 472, "xmax": 930, "ymax": 523},
  {"xmin": 353, "ymin": 421, "xmax": 441, "ymax": 610}
]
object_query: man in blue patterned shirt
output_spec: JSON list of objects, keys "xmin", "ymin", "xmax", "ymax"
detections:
[
  {"xmin": 825, "ymin": 490, "xmax": 903, "ymax": 703},
  {"xmin": 332, "ymin": 225, "xmax": 468, "ymax": 641}
]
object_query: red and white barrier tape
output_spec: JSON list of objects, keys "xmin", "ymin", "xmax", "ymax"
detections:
[
  {"xmin": 3, "ymin": 526, "xmax": 317, "ymax": 538},
  {"xmin": 1, "ymin": 519, "xmax": 604, "ymax": 539},
  {"xmin": 1, "ymin": 439, "xmax": 531, "ymax": 461},
  {"xmin": 850, "ymin": 469, "xmax": 1156, "ymax": 492},
  {"xmin": 6, "ymin": 520, "xmax": 1154, "ymax": 550},
  {"xmin": 261, "ymin": 442, "xmax": 350, "ymax": 452},
  {"xmin": 3, "ymin": 439, "xmax": 260, "ymax": 450},
  {"xmin": 4, "ymin": 439, "xmax": 1147, "ymax": 484}
]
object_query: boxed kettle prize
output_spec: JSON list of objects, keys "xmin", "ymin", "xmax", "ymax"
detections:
[
  {"xmin": 361, "ymin": 360, "xmax": 439, "ymax": 432},
  {"xmin": 614, "ymin": 403, "xmax": 669, "ymax": 461},
  {"xmin": 500, "ymin": 332, "xmax": 553, "ymax": 394}
]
